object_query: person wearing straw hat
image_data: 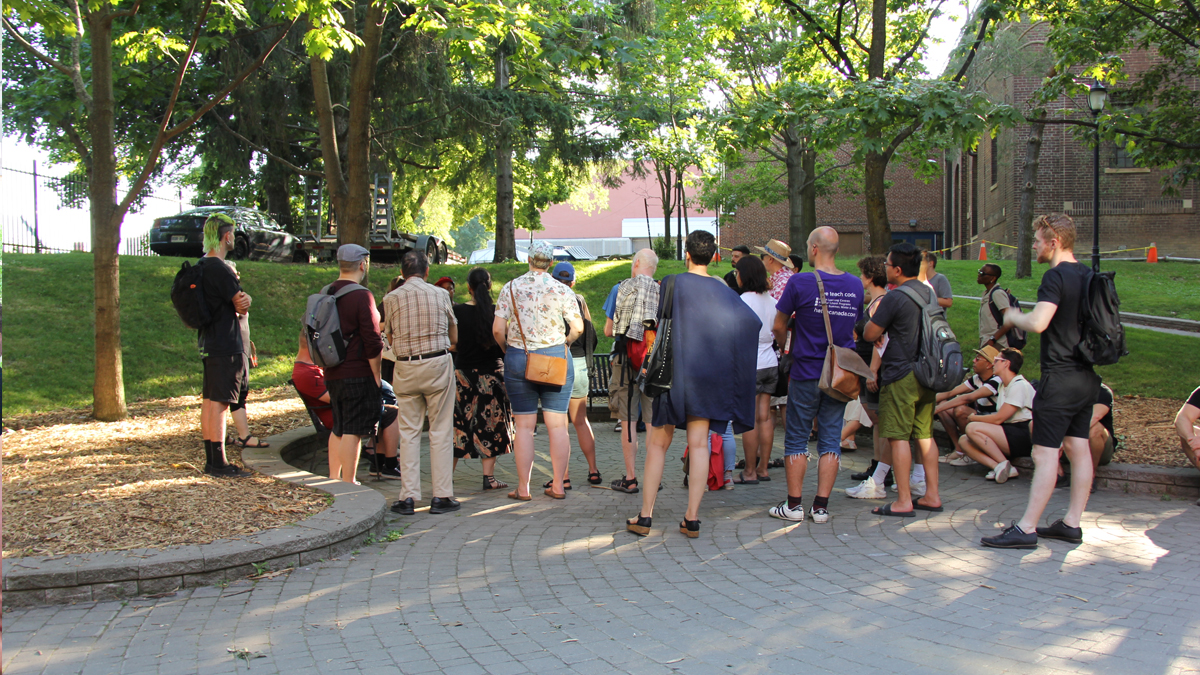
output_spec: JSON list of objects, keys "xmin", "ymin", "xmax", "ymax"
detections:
[{"xmin": 757, "ymin": 239, "xmax": 796, "ymax": 301}]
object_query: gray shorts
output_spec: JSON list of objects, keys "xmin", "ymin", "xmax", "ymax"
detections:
[
  {"xmin": 755, "ymin": 367, "xmax": 779, "ymax": 395},
  {"xmin": 571, "ymin": 357, "xmax": 589, "ymax": 399}
]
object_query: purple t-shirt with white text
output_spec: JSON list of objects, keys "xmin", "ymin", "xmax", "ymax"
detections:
[{"xmin": 776, "ymin": 270, "xmax": 864, "ymax": 382}]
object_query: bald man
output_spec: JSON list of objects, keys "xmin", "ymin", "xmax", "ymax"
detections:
[{"xmin": 769, "ymin": 227, "xmax": 865, "ymax": 524}]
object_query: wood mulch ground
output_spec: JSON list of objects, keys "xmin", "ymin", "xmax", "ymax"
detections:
[
  {"xmin": 2, "ymin": 385, "xmax": 328, "ymax": 559},
  {"xmin": 1111, "ymin": 395, "xmax": 1193, "ymax": 468}
]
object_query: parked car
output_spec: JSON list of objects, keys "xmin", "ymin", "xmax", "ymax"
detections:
[{"xmin": 149, "ymin": 206, "xmax": 300, "ymax": 262}]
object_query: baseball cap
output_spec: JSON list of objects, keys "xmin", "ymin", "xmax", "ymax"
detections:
[
  {"xmin": 552, "ymin": 262, "xmax": 575, "ymax": 283},
  {"xmin": 434, "ymin": 276, "xmax": 455, "ymax": 287},
  {"xmin": 337, "ymin": 244, "xmax": 369, "ymax": 263},
  {"xmin": 974, "ymin": 345, "xmax": 1001, "ymax": 363}
]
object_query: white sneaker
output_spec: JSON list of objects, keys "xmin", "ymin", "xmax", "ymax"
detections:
[
  {"xmin": 768, "ymin": 500, "xmax": 805, "ymax": 522},
  {"xmin": 811, "ymin": 507, "xmax": 830, "ymax": 524},
  {"xmin": 947, "ymin": 454, "xmax": 975, "ymax": 467},
  {"xmin": 938, "ymin": 452, "xmax": 963, "ymax": 464},
  {"xmin": 846, "ymin": 476, "xmax": 886, "ymax": 499},
  {"xmin": 910, "ymin": 479, "xmax": 927, "ymax": 497},
  {"xmin": 994, "ymin": 460, "xmax": 1012, "ymax": 484},
  {"xmin": 986, "ymin": 470, "xmax": 996, "ymax": 481}
]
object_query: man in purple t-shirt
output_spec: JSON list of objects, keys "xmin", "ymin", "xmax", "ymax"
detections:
[{"xmin": 768, "ymin": 227, "xmax": 864, "ymax": 524}]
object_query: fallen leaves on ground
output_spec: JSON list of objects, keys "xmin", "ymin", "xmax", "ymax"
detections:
[
  {"xmin": 1110, "ymin": 395, "xmax": 1192, "ymax": 468},
  {"xmin": 2, "ymin": 385, "xmax": 327, "ymax": 558}
]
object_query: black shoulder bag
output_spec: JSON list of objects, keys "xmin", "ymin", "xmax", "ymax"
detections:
[{"xmin": 637, "ymin": 275, "xmax": 677, "ymax": 398}]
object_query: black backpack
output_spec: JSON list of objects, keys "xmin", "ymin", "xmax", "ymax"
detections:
[
  {"xmin": 897, "ymin": 285, "xmax": 964, "ymax": 393},
  {"xmin": 1076, "ymin": 270, "xmax": 1128, "ymax": 366},
  {"xmin": 171, "ymin": 259, "xmax": 211, "ymax": 330},
  {"xmin": 986, "ymin": 286, "xmax": 1028, "ymax": 349}
]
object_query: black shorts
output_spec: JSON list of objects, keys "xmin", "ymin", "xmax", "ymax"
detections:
[
  {"xmin": 859, "ymin": 376, "xmax": 879, "ymax": 411},
  {"xmin": 1031, "ymin": 369, "xmax": 1101, "ymax": 448},
  {"xmin": 1001, "ymin": 421, "xmax": 1033, "ymax": 459},
  {"xmin": 202, "ymin": 354, "xmax": 248, "ymax": 404},
  {"xmin": 326, "ymin": 377, "xmax": 382, "ymax": 437}
]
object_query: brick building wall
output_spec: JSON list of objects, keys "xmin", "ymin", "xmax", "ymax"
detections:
[
  {"xmin": 719, "ymin": 160, "xmax": 944, "ymax": 256},
  {"xmin": 945, "ymin": 24, "xmax": 1200, "ymax": 260}
]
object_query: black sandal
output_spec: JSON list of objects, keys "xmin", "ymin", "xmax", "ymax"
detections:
[
  {"xmin": 611, "ymin": 477, "xmax": 639, "ymax": 493},
  {"xmin": 483, "ymin": 475, "xmax": 508, "ymax": 490},
  {"xmin": 627, "ymin": 514, "xmax": 652, "ymax": 536},
  {"xmin": 236, "ymin": 435, "xmax": 270, "ymax": 449},
  {"xmin": 679, "ymin": 518, "xmax": 701, "ymax": 538},
  {"xmin": 543, "ymin": 478, "xmax": 572, "ymax": 490},
  {"xmin": 587, "ymin": 472, "xmax": 602, "ymax": 485}
]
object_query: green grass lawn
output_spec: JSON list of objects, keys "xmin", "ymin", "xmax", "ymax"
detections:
[{"xmin": 4, "ymin": 252, "xmax": 1198, "ymax": 415}]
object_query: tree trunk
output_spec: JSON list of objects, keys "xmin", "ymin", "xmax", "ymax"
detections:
[
  {"xmin": 493, "ymin": 45, "xmax": 516, "ymax": 262},
  {"xmin": 1016, "ymin": 116, "xmax": 1046, "ymax": 278},
  {"xmin": 801, "ymin": 148, "xmax": 817, "ymax": 246},
  {"xmin": 264, "ymin": 156, "xmax": 294, "ymax": 230},
  {"xmin": 784, "ymin": 126, "xmax": 806, "ymax": 255},
  {"xmin": 656, "ymin": 163, "xmax": 678, "ymax": 259},
  {"xmin": 341, "ymin": 1, "xmax": 386, "ymax": 247},
  {"xmin": 864, "ymin": 149, "xmax": 891, "ymax": 254},
  {"xmin": 87, "ymin": 12, "xmax": 126, "ymax": 421},
  {"xmin": 311, "ymin": 55, "xmax": 349, "ymax": 235}
]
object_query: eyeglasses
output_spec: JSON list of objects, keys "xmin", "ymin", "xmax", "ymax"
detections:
[{"xmin": 992, "ymin": 356, "xmax": 1008, "ymax": 363}]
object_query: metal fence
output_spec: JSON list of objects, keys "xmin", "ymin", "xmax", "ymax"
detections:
[{"xmin": 1, "ymin": 164, "xmax": 203, "ymax": 256}]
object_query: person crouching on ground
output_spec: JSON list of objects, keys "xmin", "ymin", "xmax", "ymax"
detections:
[
  {"xmin": 197, "ymin": 214, "xmax": 253, "ymax": 478},
  {"xmin": 625, "ymin": 230, "xmax": 760, "ymax": 538},
  {"xmin": 493, "ymin": 241, "xmax": 583, "ymax": 501},
  {"xmin": 957, "ymin": 348, "xmax": 1035, "ymax": 483}
]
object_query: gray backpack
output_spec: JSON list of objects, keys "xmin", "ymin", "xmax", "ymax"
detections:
[
  {"xmin": 896, "ymin": 284, "xmax": 963, "ymax": 393},
  {"xmin": 304, "ymin": 283, "xmax": 367, "ymax": 368}
]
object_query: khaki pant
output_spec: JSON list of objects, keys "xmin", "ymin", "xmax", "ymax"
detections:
[{"xmin": 393, "ymin": 354, "xmax": 455, "ymax": 501}]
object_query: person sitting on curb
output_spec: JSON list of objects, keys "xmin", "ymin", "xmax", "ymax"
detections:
[
  {"xmin": 1057, "ymin": 380, "xmax": 1118, "ymax": 492},
  {"xmin": 1174, "ymin": 385, "xmax": 1200, "ymax": 505},
  {"xmin": 957, "ymin": 348, "xmax": 1035, "ymax": 484},
  {"xmin": 934, "ymin": 345, "xmax": 1002, "ymax": 465}
]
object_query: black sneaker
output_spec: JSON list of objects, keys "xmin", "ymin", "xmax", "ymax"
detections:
[
  {"xmin": 430, "ymin": 497, "xmax": 461, "ymax": 514},
  {"xmin": 1036, "ymin": 519, "xmax": 1083, "ymax": 544},
  {"xmin": 390, "ymin": 498, "xmax": 415, "ymax": 515},
  {"xmin": 851, "ymin": 460, "xmax": 878, "ymax": 482},
  {"xmin": 378, "ymin": 460, "xmax": 402, "ymax": 480},
  {"xmin": 206, "ymin": 463, "xmax": 252, "ymax": 478},
  {"xmin": 981, "ymin": 521, "xmax": 1038, "ymax": 549}
]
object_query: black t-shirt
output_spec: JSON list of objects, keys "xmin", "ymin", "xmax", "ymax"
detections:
[
  {"xmin": 1188, "ymin": 386, "xmax": 1200, "ymax": 409},
  {"xmin": 197, "ymin": 256, "xmax": 243, "ymax": 358},
  {"xmin": 868, "ymin": 280, "xmax": 932, "ymax": 386},
  {"xmin": 1037, "ymin": 261, "xmax": 1093, "ymax": 372},
  {"xmin": 453, "ymin": 304, "xmax": 504, "ymax": 372},
  {"xmin": 723, "ymin": 269, "xmax": 745, "ymax": 295},
  {"xmin": 1096, "ymin": 383, "xmax": 1115, "ymax": 437}
]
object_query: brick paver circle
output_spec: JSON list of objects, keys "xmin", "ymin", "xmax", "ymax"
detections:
[{"xmin": 4, "ymin": 426, "xmax": 1199, "ymax": 674}]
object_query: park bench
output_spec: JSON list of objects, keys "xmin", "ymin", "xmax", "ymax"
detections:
[{"xmin": 588, "ymin": 351, "xmax": 612, "ymax": 409}]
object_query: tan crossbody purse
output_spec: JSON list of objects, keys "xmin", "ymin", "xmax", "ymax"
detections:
[
  {"xmin": 510, "ymin": 284, "xmax": 569, "ymax": 386},
  {"xmin": 814, "ymin": 271, "xmax": 874, "ymax": 402}
]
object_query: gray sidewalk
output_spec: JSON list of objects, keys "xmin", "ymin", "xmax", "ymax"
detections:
[{"xmin": 5, "ymin": 422, "xmax": 1200, "ymax": 675}]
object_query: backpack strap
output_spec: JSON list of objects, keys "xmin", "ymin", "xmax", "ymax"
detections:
[
  {"xmin": 986, "ymin": 286, "xmax": 1005, "ymax": 325},
  {"xmin": 322, "ymin": 281, "xmax": 369, "ymax": 358}
]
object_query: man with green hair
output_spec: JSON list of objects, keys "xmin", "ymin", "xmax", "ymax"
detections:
[{"xmin": 198, "ymin": 213, "xmax": 254, "ymax": 477}]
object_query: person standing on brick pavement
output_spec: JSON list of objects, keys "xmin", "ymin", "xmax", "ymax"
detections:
[
  {"xmin": 977, "ymin": 263, "xmax": 1013, "ymax": 348},
  {"xmin": 197, "ymin": 214, "xmax": 253, "ymax": 477},
  {"xmin": 322, "ymin": 244, "xmax": 384, "ymax": 485},
  {"xmin": 732, "ymin": 255, "xmax": 777, "ymax": 485},
  {"xmin": 862, "ymin": 242, "xmax": 944, "ymax": 516},
  {"xmin": 723, "ymin": 245, "xmax": 751, "ymax": 293},
  {"xmin": 981, "ymin": 213, "xmax": 1102, "ymax": 548},
  {"xmin": 1175, "ymin": 386, "xmax": 1200, "ymax": 504},
  {"xmin": 451, "ymin": 267, "xmax": 513, "ymax": 491},
  {"xmin": 384, "ymin": 250, "xmax": 459, "ymax": 515},
  {"xmin": 922, "ymin": 251, "xmax": 953, "ymax": 310},
  {"xmin": 847, "ymin": 255, "xmax": 893, "ymax": 499},
  {"xmin": 933, "ymin": 345, "xmax": 1002, "ymax": 465},
  {"xmin": 767, "ymin": 227, "xmax": 864, "ymax": 524},
  {"xmin": 626, "ymin": 230, "xmax": 760, "ymax": 538},
  {"xmin": 604, "ymin": 249, "xmax": 659, "ymax": 494},
  {"xmin": 494, "ymin": 241, "xmax": 583, "ymax": 501},
  {"xmin": 550, "ymin": 261, "xmax": 602, "ymax": 488}
]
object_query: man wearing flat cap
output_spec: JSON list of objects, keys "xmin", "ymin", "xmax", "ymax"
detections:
[
  {"xmin": 323, "ymin": 244, "xmax": 384, "ymax": 484},
  {"xmin": 757, "ymin": 238, "xmax": 795, "ymax": 301}
]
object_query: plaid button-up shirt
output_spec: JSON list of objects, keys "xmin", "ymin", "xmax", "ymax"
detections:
[
  {"xmin": 382, "ymin": 277, "xmax": 456, "ymax": 357},
  {"xmin": 768, "ymin": 267, "xmax": 794, "ymax": 301}
]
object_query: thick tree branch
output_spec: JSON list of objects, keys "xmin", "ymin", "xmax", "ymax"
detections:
[
  {"xmin": 210, "ymin": 110, "xmax": 325, "ymax": 177},
  {"xmin": 949, "ymin": 11, "xmax": 994, "ymax": 82},
  {"xmin": 59, "ymin": 118, "xmax": 92, "ymax": 169},
  {"xmin": 108, "ymin": 0, "xmax": 144, "ymax": 20},
  {"xmin": 1038, "ymin": 118, "xmax": 1200, "ymax": 150},
  {"xmin": 157, "ymin": 0, "xmax": 215, "ymax": 141},
  {"xmin": 778, "ymin": 0, "xmax": 858, "ymax": 79},
  {"xmin": 3, "ymin": 18, "xmax": 77, "ymax": 79},
  {"xmin": 1112, "ymin": 0, "xmax": 1198, "ymax": 48},
  {"xmin": 884, "ymin": 119, "xmax": 922, "ymax": 161}
]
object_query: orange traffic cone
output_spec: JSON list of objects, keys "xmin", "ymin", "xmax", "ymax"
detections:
[
  {"xmin": 1147, "ymin": 243, "xmax": 1158, "ymax": 263},
  {"xmin": 978, "ymin": 241, "xmax": 988, "ymax": 261}
]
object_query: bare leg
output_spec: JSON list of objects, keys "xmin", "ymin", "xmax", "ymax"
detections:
[
  {"xmin": 1016, "ymin": 444, "xmax": 1065, "ymax": 532},
  {"xmin": 1184, "ymin": 434, "xmax": 1200, "ymax": 471},
  {"xmin": 231, "ymin": 407, "xmax": 252, "ymax": 443},
  {"xmin": 379, "ymin": 419, "xmax": 399, "ymax": 459},
  {"xmin": 916, "ymin": 437, "xmax": 941, "ymax": 507},
  {"xmin": 637, "ymin": 425, "xmax": 675, "ymax": 518},
  {"xmin": 963, "ymin": 422, "xmax": 1010, "ymax": 468},
  {"xmin": 569, "ymin": 398, "xmax": 599, "ymax": 475},
  {"xmin": 482, "ymin": 456, "xmax": 497, "ymax": 476},
  {"xmin": 814, "ymin": 452, "xmax": 838, "ymax": 498},
  {"xmin": 335, "ymin": 434, "xmax": 362, "ymax": 483},
  {"xmin": 1088, "ymin": 425, "xmax": 1107, "ymax": 471},
  {"xmin": 620, "ymin": 420, "xmax": 640, "ymax": 480},
  {"xmin": 683, "ymin": 418, "xmax": 711, "ymax": 521},
  {"xmin": 741, "ymin": 427, "xmax": 759, "ymax": 483},
  {"xmin": 785, "ymin": 453, "xmax": 808, "ymax": 501},
  {"xmin": 888, "ymin": 439, "xmax": 913, "ymax": 512},
  {"xmin": 544, "ymin": 411, "xmax": 571, "ymax": 494},
  {"xmin": 1060, "ymin": 437, "xmax": 1093, "ymax": 528},
  {"xmin": 512, "ymin": 414, "xmax": 537, "ymax": 498},
  {"xmin": 756, "ymin": 394, "xmax": 775, "ymax": 478},
  {"xmin": 841, "ymin": 420, "xmax": 861, "ymax": 444}
]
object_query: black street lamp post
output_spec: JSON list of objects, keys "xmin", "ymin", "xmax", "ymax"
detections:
[{"xmin": 1088, "ymin": 81, "xmax": 1108, "ymax": 272}]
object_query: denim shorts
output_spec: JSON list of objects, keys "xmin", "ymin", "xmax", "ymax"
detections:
[
  {"xmin": 504, "ymin": 346, "xmax": 574, "ymax": 415},
  {"xmin": 784, "ymin": 378, "xmax": 848, "ymax": 457}
]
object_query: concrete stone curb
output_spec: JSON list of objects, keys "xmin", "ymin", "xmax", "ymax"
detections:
[{"xmin": 2, "ymin": 426, "xmax": 385, "ymax": 607}]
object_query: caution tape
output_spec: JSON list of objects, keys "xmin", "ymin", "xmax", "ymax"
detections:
[{"xmin": 1097, "ymin": 246, "xmax": 1152, "ymax": 255}]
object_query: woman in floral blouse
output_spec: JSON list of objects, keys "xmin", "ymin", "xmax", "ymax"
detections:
[{"xmin": 493, "ymin": 242, "xmax": 584, "ymax": 501}]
